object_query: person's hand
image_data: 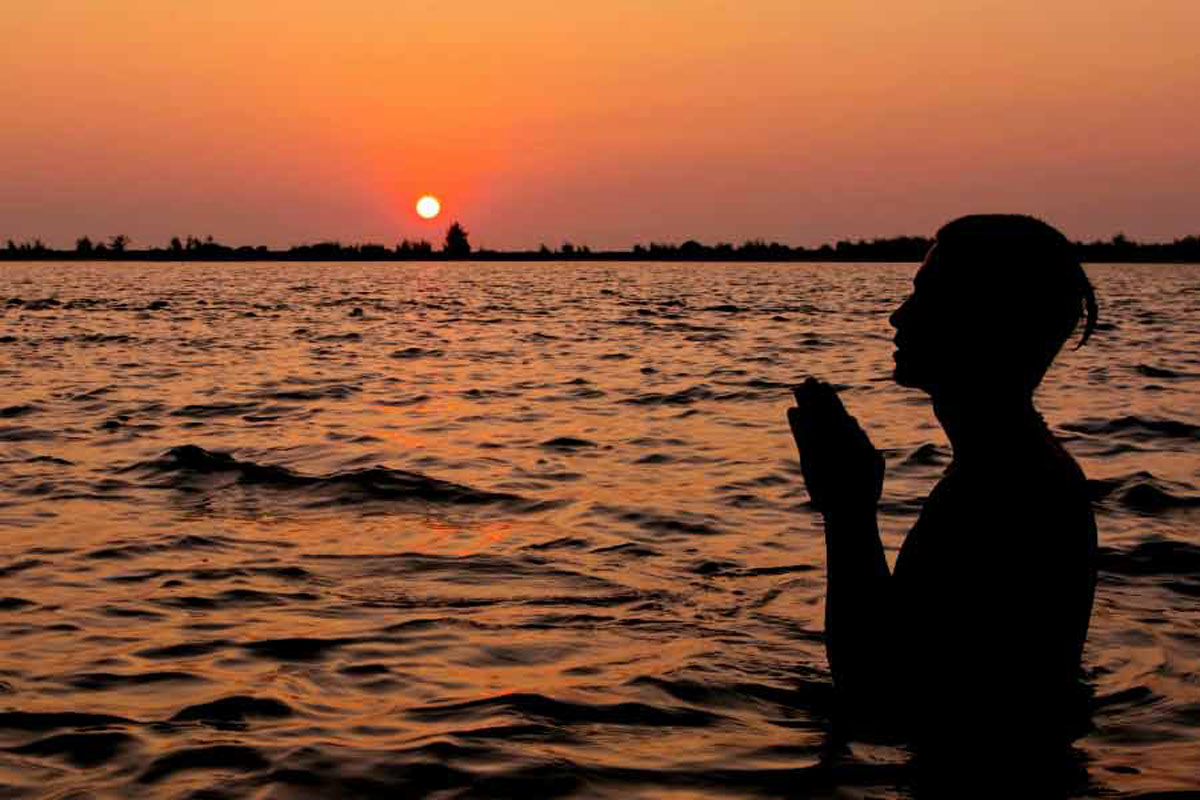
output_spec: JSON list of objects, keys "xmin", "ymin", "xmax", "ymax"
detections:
[{"xmin": 788, "ymin": 378, "xmax": 884, "ymax": 514}]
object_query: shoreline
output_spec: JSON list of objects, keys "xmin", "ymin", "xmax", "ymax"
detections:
[{"xmin": 3, "ymin": 252, "xmax": 1199, "ymax": 265}]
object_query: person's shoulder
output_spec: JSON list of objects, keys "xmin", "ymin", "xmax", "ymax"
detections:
[
  {"xmin": 1018, "ymin": 435, "xmax": 1097, "ymax": 545},
  {"xmin": 964, "ymin": 434, "xmax": 1093, "ymax": 529}
]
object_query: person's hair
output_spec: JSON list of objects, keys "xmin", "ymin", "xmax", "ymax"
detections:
[{"xmin": 933, "ymin": 214, "xmax": 1098, "ymax": 386}]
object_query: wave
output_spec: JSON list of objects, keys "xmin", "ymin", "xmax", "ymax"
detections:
[
  {"xmin": 1098, "ymin": 539, "xmax": 1200, "ymax": 578},
  {"xmin": 84, "ymin": 532, "xmax": 246, "ymax": 560},
  {"xmin": 622, "ymin": 385, "xmax": 715, "ymax": 406},
  {"xmin": 0, "ymin": 558, "xmax": 44, "ymax": 578},
  {"xmin": 629, "ymin": 674, "xmax": 832, "ymax": 714},
  {"xmin": 58, "ymin": 671, "xmax": 207, "ymax": 691},
  {"xmin": 7, "ymin": 731, "xmax": 137, "ymax": 768},
  {"xmin": 892, "ymin": 442, "xmax": 950, "ymax": 468},
  {"xmin": 1088, "ymin": 471, "xmax": 1200, "ymax": 514},
  {"xmin": 1063, "ymin": 415, "xmax": 1200, "ymax": 442},
  {"xmin": 0, "ymin": 710, "xmax": 136, "ymax": 732},
  {"xmin": 123, "ymin": 445, "xmax": 552, "ymax": 511},
  {"xmin": 251, "ymin": 383, "xmax": 358, "ymax": 401},
  {"xmin": 138, "ymin": 744, "xmax": 270, "ymax": 784},
  {"xmin": 407, "ymin": 691, "xmax": 723, "ymax": 727},
  {"xmin": 391, "ymin": 346, "xmax": 444, "ymax": 359},
  {"xmin": 0, "ymin": 425, "xmax": 56, "ymax": 442},
  {"xmin": 1134, "ymin": 364, "xmax": 1192, "ymax": 379},
  {"xmin": 1099, "ymin": 538, "xmax": 1200, "ymax": 600},
  {"xmin": 540, "ymin": 436, "xmax": 598, "ymax": 450},
  {"xmin": 170, "ymin": 695, "xmax": 294, "ymax": 724},
  {"xmin": 587, "ymin": 503, "xmax": 726, "ymax": 537},
  {"xmin": 169, "ymin": 402, "xmax": 261, "ymax": 418}
]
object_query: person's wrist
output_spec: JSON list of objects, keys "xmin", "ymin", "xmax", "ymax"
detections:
[{"xmin": 822, "ymin": 501, "xmax": 877, "ymax": 525}]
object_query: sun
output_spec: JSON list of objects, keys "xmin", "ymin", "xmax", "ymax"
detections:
[{"xmin": 416, "ymin": 195, "xmax": 441, "ymax": 220}]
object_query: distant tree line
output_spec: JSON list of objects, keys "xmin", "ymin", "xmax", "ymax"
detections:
[
  {"xmin": 0, "ymin": 223, "xmax": 469, "ymax": 262},
  {"xmin": 3, "ymin": 228, "xmax": 1199, "ymax": 263},
  {"xmin": 628, "ymin": 236, "xmax": 935, "ymax": 262}
]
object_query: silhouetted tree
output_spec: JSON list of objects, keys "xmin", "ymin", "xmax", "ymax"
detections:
[
  {"xmin": 75, "ymin": 236, "xmax": 94, "ymax": 254},
  {"xmin": 443, "ymin": 222, "xmax": 471, "ymax": 257},
  {"xmin": 170, "ymin": 237, "xmax": 183, "ymax": 255},
  {"xmin": 109, "ymin": 234, "xmax": 129, "ymax": 253}
]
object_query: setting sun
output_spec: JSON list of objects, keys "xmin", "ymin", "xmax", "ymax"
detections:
[{"xmin": 416, "ymin": 195, "xmax": 441, "ymax": 220}]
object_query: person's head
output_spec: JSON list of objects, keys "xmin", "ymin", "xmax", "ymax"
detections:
[{"xmin": 889, "ymin": 214, "xmax": 1097, "ymax": 399}]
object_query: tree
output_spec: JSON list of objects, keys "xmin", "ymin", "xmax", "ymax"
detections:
[
  {"xmin": 109, "ymin": 234, "xmax": 130, "ymax": 253},
  {"xmin": 76, "ymin": 236, "xmax": 94, "ymax": 254},
  {"xmin": 443, "ymin": 222, "xmax": 471, "ymax": 257},
  {"xmin": 170, "ymin": 237, "xmax": 183, "ymax": 254},
  {"xmin": 396, "ymin": 238, "xmax": 433, "ymax": 256}
]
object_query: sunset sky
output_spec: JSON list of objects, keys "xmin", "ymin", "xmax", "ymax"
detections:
[{"xmin": 2, "ymin": 1, "xmax": 1197, "ymax": 250}]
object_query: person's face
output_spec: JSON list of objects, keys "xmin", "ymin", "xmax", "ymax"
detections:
[
  {"xmin": 889, "ymin": 245, "xmax": 968, "ymax": 392},
  {"xmin": 891, "ymin": 238, "xmax": 1070, "ymax": 398}
]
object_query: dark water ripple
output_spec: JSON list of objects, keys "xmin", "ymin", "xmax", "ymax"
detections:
[{"xmin": 0, "ymin": 261, "xmax": 1198, "ymax": 797}]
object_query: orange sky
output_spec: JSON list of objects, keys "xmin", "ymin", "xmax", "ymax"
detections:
[{"xmin": 2, "ymin": 1, "xmax": 1197, "ymax": 249}]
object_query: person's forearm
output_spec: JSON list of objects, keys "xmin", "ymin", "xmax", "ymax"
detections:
[
  {"xmin": 823, "ymin": 505, "xmax": 890, "ymax": 696},
  {"xmin": 824, "ymin": 505, "xmax": 889, "ymax": 582}
]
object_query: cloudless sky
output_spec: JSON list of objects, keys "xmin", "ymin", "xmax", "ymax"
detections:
[{"xmin": 2, "ymin": 1, "xmax": 1197, "ymax": 249}]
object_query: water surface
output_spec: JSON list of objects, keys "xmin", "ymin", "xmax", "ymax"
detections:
[{"xmin": 0, "ymin": 261, "xmax": 1197, "ymax": 797}]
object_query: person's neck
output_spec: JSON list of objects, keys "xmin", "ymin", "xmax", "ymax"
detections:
[{"xmin": 931, "ymin": 389, "xmax": 1046, "ymax": 467}]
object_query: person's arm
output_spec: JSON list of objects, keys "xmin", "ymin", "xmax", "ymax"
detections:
[
  {"xmin": 789, "ymin": 379, "xmax": 891, "ymax": 705},
  {"xmin": 821, "ymin": 505, "xmax": 890, "ymax": 701}
]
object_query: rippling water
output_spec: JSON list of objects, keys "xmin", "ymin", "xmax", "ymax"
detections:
[{"xmin": 0, "ymin": 260, "xmax": 1197, "ymax": 797}]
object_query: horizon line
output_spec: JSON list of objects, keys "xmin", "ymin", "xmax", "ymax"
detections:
[{"xmin": 3, "ymin": 231, "xmax": 1200, "ymax": 265}]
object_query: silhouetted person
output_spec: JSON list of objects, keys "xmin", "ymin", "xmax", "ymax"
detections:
[{"xmin": 789, "ymin": 215, "xmax": 1099, "ymax": 782}]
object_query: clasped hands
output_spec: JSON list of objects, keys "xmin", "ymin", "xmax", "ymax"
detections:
[{"xmin": 788, "ymin": 378, "xmax": 884, "ymax": 514}]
